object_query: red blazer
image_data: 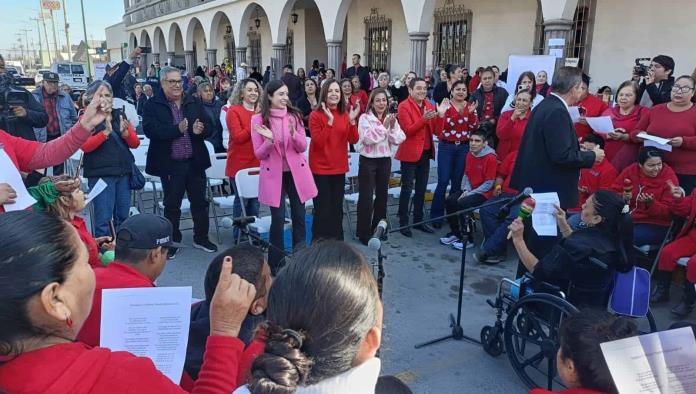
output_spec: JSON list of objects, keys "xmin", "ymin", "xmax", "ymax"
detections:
[
  {"xmin": 0, "ymin": 337, "xmax": 243, "ymax": 393},
  {"xmin": 496, "ymin": 109, "xmax": 529, "ymax": 163},
  {"xmin": 395, "ymin": 97, "xmax": 443, "ymax": 162},
  {"xmin": 226, "ymin": 105, "xmax": 260, "ymax": 177},
  {"xmin": 77, "ymin": 262, "xmax": 154, "ymax": 347}
]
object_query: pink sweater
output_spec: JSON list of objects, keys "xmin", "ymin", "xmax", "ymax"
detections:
[{"xmin": 357, "ymin": 112, "xmax": 405, "ymax": 158}]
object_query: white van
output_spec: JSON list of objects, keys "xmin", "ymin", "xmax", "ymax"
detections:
[{"xmin": 51, "ymin": 62, "xmax": 89, "ymax": 91}]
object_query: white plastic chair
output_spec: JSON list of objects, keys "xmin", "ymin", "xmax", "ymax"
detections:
[
  {"xmin": 343, "ymin": 152, "xmax": 361, "ymax": 237},
  {"xmin": 235, "ymin": 167, "xmax": 292, "ymax": 242},
  {"xmin": 206, "ymin": 153, "xmax": 235, "ymax": 242}
]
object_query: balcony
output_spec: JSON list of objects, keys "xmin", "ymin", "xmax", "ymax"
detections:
[{"xmin": 124, "ymin": 0, "xmax": 219, "ymax": 26}]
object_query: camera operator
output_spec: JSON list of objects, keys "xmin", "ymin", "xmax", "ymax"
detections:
[
  {"xmin": 0, "ymin": 55, "xmax": 48, "ymax": 142},
  {"xmin": 633, "ymin": 55, "xmax": 675, "ymax": 107}
]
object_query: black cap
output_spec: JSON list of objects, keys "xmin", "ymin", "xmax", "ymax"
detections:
[
  {"xmin": 116, "ymin": 214, "xmax": 185, "ymax": 250},
  {"xmin": 43, "ymin": 72, "xmax": 59, "ymax": 82}
]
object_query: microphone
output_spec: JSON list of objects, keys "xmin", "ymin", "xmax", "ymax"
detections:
[
  {"xmin": 498, "ymin": 187, "xmax": 533, "ymax": 219},
  {"xmin": 221, "ymin": 216, "xmax": 256, "ymax": 228},
  {"xmin": 368, "ymin": 220, "xmax": 388, "ymax": 250}
]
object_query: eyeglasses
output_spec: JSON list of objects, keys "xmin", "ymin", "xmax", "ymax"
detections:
[
  {"xmin": 672, "ymin": 85, "xmax": 694, "ymax": 94},
  {"xmin": 165, "ymin": 79, "xmax": 183, "ymax": 86}
]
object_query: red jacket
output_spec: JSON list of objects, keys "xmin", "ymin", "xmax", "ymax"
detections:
[
  {"xmin": 575, "ymin": 159, "xmax": 618, "ymax": 210},
  {"xmin": 498, "ymin": 150, "xmax": 519, "ymax": 195},
  {"xmin": 0, "ymin": 337, "xmax": 243, "ymax": 393},
  {"xmin": 71, "ymin": 216, "xmax": 102, "ymax": 268},
  {"xmin": 670, "ymin": 189, "xmax": 696, "ymax": 239},
  {"xmin": 632, "ymin": 104, "xmax": 696, "ymax": 175},
  {"xmin": 575, "ymin": 94, "xmax": 608, "ymax": 139},
  {"xmin": 308, "ymin": 108, "xmax": 359, "ymax": 175},
  {"xmin": 611, "ymin": 163, "xmax": 677, "ymax": 227},
  {"xmin": 226, "ymin": 105, "xmax": 260, "ymax": 178},
  {"xmin": 496, "ymin": 109, "xmax": 529, "ymax": 163},
  {"xmin": 77, "ymin": 262, "xmax": 154, "ymax": 347},
  {"xmin": 437, "ymin": 104, "xmax": 477, "ymax": 143},
  {"xmin": 395, "ymin": 97, "xmax": 443, "ymax": 162},
  {"xmin": 465, "ymin": 146, "xmax": 498, "ymax": 199}
]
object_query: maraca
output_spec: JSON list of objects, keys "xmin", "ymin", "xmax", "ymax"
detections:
[
  {"xmin": 507, "ymin": 197, "xmax": 536, "ymax": 239},
  {"xmin": 623, "ymin": 178, "xmax": 633, "ymax": 194}
]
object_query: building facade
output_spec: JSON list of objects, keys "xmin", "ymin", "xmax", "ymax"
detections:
[{"xmin": 116, "ymin": 0, "xmax": 696, "ymax": 89}]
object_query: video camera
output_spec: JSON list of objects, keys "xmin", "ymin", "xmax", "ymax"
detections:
[
  {"xmin": 633, "ymin": 58, "xmax": 651, "ymax": 77},
  {"xmin": 0, "ymin": 73, "xmax": 31, "ymax": 121}
]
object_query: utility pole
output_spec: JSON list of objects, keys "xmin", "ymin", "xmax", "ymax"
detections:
[
  {"xmin": 37, "ymin": 6, "xmax": 53, "ymax": 64},
  {"xmin": 61, "ymin": 0, "xmax": 72, "ymax": 61},
  {"xmin": 49, "ymin": 9, "xmax": 60, "ymax": 60},
  {"xmin": 30, "ymin": 18, "xmax": 45, "ymax": 66},
  {"xmin": 15, "ymin": 35, "xmax": 25, "ymax": 65},
  {"xmin": 80, "ymin": 0, "xmax": 92, "ymax": 80},
  {"xmin": 20, "ymin": 29, "xmax": 32, "ymax": 66}
]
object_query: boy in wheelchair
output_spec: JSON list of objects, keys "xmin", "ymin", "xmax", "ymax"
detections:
[{"xmin": 508, "ymin": 190, "xmax": 634, "ymax": 307}]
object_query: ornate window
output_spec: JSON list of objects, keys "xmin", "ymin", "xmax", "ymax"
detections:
[
  {"xmin": 532, "ymin": 1, "xmax": 545, "ymax": 55},
  {"xmin": 432, "ymin": 0, "xmax": 472, "ymax": 68},
  {"xmin": 286, "ymin": 30, "xmax": 294, "ymax": 67},
  {"xmin": 248, "ymin": 31, "xmax": 262, "ymax": 70},
  {"xmin": 364, "ymin": 8, "xmax": 391, "ymax": 72},
  {"xmin": 566, "ymin": 0, "xmax": 597, "ymax": 73}
]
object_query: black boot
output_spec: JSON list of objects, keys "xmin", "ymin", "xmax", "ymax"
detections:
[
  {"xmin": 671, "ymin": 282, "xmax": 696, "ymax": 318},
  {"xmin": 650, "ymin": 271, "xmax": 672, "ymax": 304}
]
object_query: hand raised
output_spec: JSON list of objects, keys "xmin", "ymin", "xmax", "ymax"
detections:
[
  {"xmin": 178, "ymin": 118, "xmax": 189, "ymax": 133},
  {"xmin": 192, "ymin": 119, "xmax": 204, "ymax": 135},
  {"xmin": 80, "ymin": 85, "xmax": 113, "ymax": 130}
]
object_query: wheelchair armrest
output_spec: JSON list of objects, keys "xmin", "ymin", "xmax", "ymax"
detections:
[
  {"xmin": 589, "ymin": 257, "xmax": 609, "ymax": 271},
  {"xmin": 523, "ymin": 272, "xmax": 563, "ymax": 294}
]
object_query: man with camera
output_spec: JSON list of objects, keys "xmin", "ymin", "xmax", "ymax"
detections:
[
  {"xmin": 633, "ymin": 55, "xmax": 675, "ymax": 107},
  {"xmin": 0, "ymin": 55, "xmax": 48, "ymax": 142},
  {"xmin": 31, "ymin": 72, "xmax": 78, "ymax": 175}
]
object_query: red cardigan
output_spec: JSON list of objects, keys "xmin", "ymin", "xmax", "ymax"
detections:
[
  {"xmin": 226, "ymin": 105, "xmax": 260, "ymax": 177},
  {"xmin": 0, "ymin": 336, "xmax": 243, "ymax": 393},
  {"xmin": 611, "ymin": 163, "xmax": 677, "ymax": 227},
  {"xmin": 496, "ymin": 109, "xmax": 529, "ymax": 163},
  {"xmin": 632, "ymin": 104, "xmax": 696, "ymax": 175},
  {"xmin": 575, "ymin": 94, "xmax": 608, "ymax": 139},
  {"xmin": 71, "ymin": 216, "xmax": 102, "ymax": 268},
  {"xmin": 77, "ymin": 262, "xmax": 154, "ymax": 347},
  {"xmin": 395, "ymin": 97, "xmax": 443, "ymax": 162},
  {"xmin": 308, "ymin": 108, "xmax": 359, "ymax": 175}
]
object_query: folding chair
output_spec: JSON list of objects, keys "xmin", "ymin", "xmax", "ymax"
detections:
[
  {"xmin": 343, "ymin": 152, "xmax": 361, "ymax": 238},
  {"xmin": 235, "ymin": 167, "xmax": 292, "ymax": 244},
  {"xmin": 206, "ymin": 152, "xmax": 234, "ymax": 243}
]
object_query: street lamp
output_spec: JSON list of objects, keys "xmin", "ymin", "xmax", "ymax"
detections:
[{"xmin": 291, "ymin": 11, "xmax": 298, "ymax": 25}]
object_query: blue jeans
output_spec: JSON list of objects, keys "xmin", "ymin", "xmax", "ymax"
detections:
[
  {"xmin": 430, "ymin": 142, "xmax": 468, "ymax": 220},
  {"xmin": 230, "ymin": 177, "xmax": 260, "ymax": 240},
  {"xmin": 480, "ymin": 194, "xmax": 518, "ymax": 255},
  {"xmin": 634, "ymin": 223, "xmax": 669, "ymax": 246},
  {"xmin": 88, "ymin": 176, "xmax": 131, "ymax": 237}
]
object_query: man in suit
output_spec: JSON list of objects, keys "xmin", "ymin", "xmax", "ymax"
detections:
[
  {"xmin": 342, "ymin": 54, "xmax": 371, "ymax": 94},
  {"xmin": 510, "ymin": 66, "xmax": 605, "ymax": 265}
]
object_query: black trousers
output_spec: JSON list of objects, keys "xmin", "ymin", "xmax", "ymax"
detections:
[
  {"xmin": 445, "ymin": 191, "xmax": 487, "ymax": 239},
  {"xmin": 312, "ymin": 173, "xmax": 346, "ymax": 241},
  {"xmin": 356, "ymin": 156, "xmax": 391, "ymax": 241},
  {"xmin": 398, "ymin": 151, "xmax": 431, "ymax": 226},
  {"xmin": 160, "ymin": 161, "xmax": 209, "ymax": 243},
  {"xmin": 269, "ymin": 171, "xmax": 306, "ymax": 274}
]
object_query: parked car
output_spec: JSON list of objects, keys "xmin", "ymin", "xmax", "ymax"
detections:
[
  {"xmin": 34, "ymin": 68, "xmax": 51, "ymax": 85},
  {"xmin": 50, "ymin": 62, "xmax": 88, "ymax": 91}
]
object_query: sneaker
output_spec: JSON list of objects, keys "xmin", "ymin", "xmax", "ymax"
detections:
[
  {"xmin": 452, "ymin": 240, "xmax": 475, "ymax": 250},
  {"xmin": 440, "ymin": 233, "xmax": 460, "ymax": 245},
  {"xmin": 193, "ymin": 239, "xmax": 218, "ymax": 253},
  {"xmin": 485, "ymin": 253, "xmax": 505, "ymax": 265},
  {"xmin": 473, "ymin": 251, "xmax": 490, "ymax": 264},
  {"xmin": 167, "ymin": 247, "xmax": 178, "ymax": 260}
]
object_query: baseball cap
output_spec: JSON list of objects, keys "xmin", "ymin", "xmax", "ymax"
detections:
[
  {"xmin": 43, "ymin": 72, "xmax": 60, "ymax": 82},
  {"xmin": 116, "ymin": 214, "xmax": 185, "ymax": 250}
]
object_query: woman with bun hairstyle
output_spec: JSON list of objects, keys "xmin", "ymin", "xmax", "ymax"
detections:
[{"xmin": 235, "ymin": 241, "xmax": 383, "ymax": 394}]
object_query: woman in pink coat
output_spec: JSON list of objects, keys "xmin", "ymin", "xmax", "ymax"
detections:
[{"xmin": 251, "ymin": 80, "xmax": 317, "ymax": 273}]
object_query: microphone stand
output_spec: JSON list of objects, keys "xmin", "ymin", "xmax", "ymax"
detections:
[
  {"xmin": 388, "ymin": 196, "xmax": 513, "ymax": 349},
  {"xmin": 234, "ymin": 223, "xmax": 292, "ymax": 267}
]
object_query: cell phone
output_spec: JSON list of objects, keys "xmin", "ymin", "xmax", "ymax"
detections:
[
  {"xmin": 108, "ymin": 220, "xmax": 117, "ymax": 243},
  {"xmin": 74, "ymin": 153, "xmax": 84, "ymax": 180}
]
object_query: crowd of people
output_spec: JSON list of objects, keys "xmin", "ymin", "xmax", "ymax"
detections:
[{"xmin": 1, "ymin": 47, "xmax": 696, "ymax": 393}]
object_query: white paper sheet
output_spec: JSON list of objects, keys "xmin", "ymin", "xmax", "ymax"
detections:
[
  {"xmin": 644, "ymin": 139, "xmax": 673, "ymax": 152},
  {"xmin": 547, "ymin": 38, "xmax": 565, "ymax": 46},
  {"xmin": 568, "ymin": 106, "xmax": 582, "ymax": 123},
  {"xmin": 100, "ymin": 287, "xmax": 192, "ymax": 384},
  {"xmin": 530, "ymin": 192, "xmax": 560, "ymax": 237},
  {"xmin": 585, "ymin": 116, "xmax": 615, "ymax": 134},
  {"xmin": 85, "ymin": 178, "xmax": 108, "ymax": 205},
  {"xmin": 601, "ymin": 327, "xmax": 696, "ymax": 394},
  {"xmin": 0, "ymin": 148, "xmax": 37, "ymax": 211},
  {"xmin": 636, "ymin": 132, "xmax": 671, "ymax": 145}
]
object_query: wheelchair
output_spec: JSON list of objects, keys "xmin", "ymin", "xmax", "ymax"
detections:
[{"xmin": 479, "ymin": 258, "xmax": 658, "ymax": 391}]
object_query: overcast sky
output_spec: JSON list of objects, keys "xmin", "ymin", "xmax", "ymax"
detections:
[{"xmin": 1, "ymin": 0, "xmax": 124, "ymax": 59}]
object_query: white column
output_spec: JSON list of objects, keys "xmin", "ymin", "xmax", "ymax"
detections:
[
  {"xmin": 327, "ymin": 40, "xmax": 342, "ymax": 76},
  {"xmin": 272, "ymin": 44, "xmax": 286, "ymax": 80},
  {"xmin": 408, "ymin": 32, "xmax": 429, "ymax": 78},
  {"xmin": 184, "ymin": 50, "xmax": 195, "ymax": 74},
  {"xmin": 166, "ymin": 51, "xmax": 176, "ymax": 66},
  {"xmin": 152, "ymin": 53, "xmax": 160, "ymax": 64},
  {"xmin": 543, "ymin": 19, "xmax": 573, "ymax": 71},
  {"xmin": 235, "ymin": 47, "xmax": 247, "ymax": 67},
  {"xmin": 206, "ymin": 49, "xmax": 217, "ymax": 69}
]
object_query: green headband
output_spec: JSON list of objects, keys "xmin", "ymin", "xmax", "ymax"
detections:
[{"xmin": 28, "ymin": 182, "xmax": 59, "ymax": 212}]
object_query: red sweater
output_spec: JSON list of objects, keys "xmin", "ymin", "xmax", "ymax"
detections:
[
  {"xmin": 496, "ymin": 109, "xmax": 529, "ymax": 163},
  {"xmin": 611, "ymin": 163, "xmax": 677, "ymax": 227},
  {"xmin": 0, "ymin": 336, "xmax": 243, "ymax": 393},
  {"xmin": 308, "ymin": 108, "xmax": 359, "ymax": 175},
  {"xmin": 71, "ymin": 216, "xmax": 102, "ymax": 268},
  {"xmin": 81, "ymin": 124, "xmax": 140, "ymax": 153},
  {"xmin": 465, "ymin": 148, "xmax": 498, "ymax": 199},
  {"xmin": 575, "ymin": 94, "xmax": 608, "ymax": 139},
  {"xmin": 632, "ymin": 104, "xmax": 696, "ymax": 175},
  {"xmin": 573, "ymin": 159, "xmax": 617, "ymax": 211},
  {"xmin": 600, "ymin": 105, "xmax": 648, "ymax": 164},
  {"xmin": 669, "ymin": 189, "xmax": 696, "ymax": 239},
  {"xmin": 498, "ymin": 150, "xmax": 519, "ymax": 195},
  {"xmin": 78, "ymin": 262, "xmax": 154, "ymax": 347},
  {"xmin": 226, "ymin": 105, "xmax": 260, "ymax": 177},
  {"xmin": 437, "ymin": 104, "xmax": 477, "ymax": 143}
]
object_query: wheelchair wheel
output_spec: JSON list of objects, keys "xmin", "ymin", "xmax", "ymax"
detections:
[
  {"xmin": 481, "ymin": 325, "xmax": 503, "ymax": 357},
  {"xmin": 503, "ymin": 293, "xmax": 579, "ymax": 390}
]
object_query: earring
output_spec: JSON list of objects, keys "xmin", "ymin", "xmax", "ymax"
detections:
[{"xmin": 65, "ymin": 315, "xmax": 74, "ymax": 328}]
